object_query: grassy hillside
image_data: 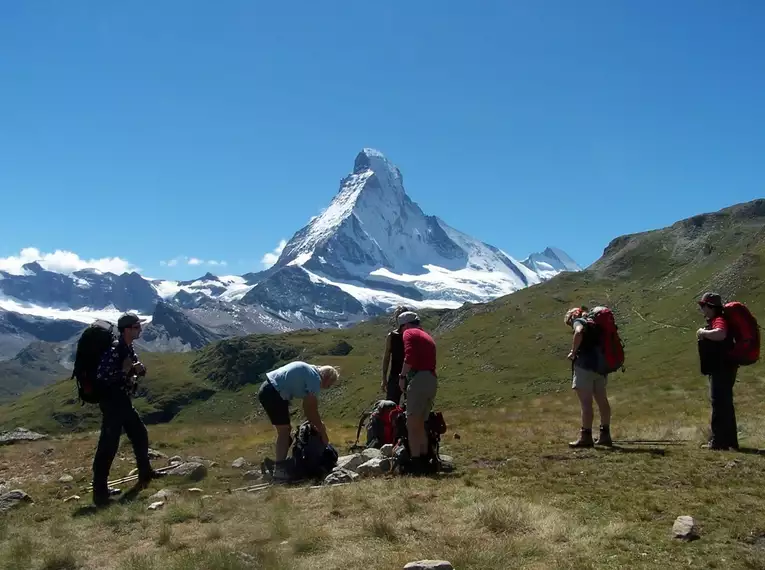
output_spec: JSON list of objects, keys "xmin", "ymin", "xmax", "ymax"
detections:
[{"xmin": 2, "ymin": 199, "xmax": 765, "ymax": 436}]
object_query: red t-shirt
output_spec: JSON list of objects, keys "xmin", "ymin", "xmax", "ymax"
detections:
[
  {"xmin": 710, "ymin": 317, "xmax": 727, "ymax": 332},
  {"xmin": 403, "ymin": 327, "xmax": 437, "ymax": 374}
]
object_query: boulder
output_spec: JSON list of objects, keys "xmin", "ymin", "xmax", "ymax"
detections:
[
  {"xmin": 58, "ymin": 474, "xmax": 74, "ymax": 484},
  {"xmin": 166, "ymin": 462, "xmax": 208, "ymax": 482},
  {"xmin": 0, "ymin": 490, "xmax": 33, "ymax": 513},
  {"xmin": 232, "ymin": 457, "xmax": 248, "ymax": 469},
  {"xmin": 403, "ymin": 561, "xmax": 453, "ymax": 570},
  {"xmin": 380, "ymin": 444, "xmax": 394, "ymax": 458},
  {"xmin": 324, "ymin": 468, "xmax": 360, "ymax": 485},
  {"xmin": 672, "ymin": 515, "xmax": 699, "ymax": 541},
  {"xmin": 357, "ymin": 457, "xmax": 391, "ymax": 477},
  {"xmin": 362, "ymin": 448, "xmax": 383, "ymax": 460},
  {"xmin": 0, "ymin": 428, "xmax": 47, "ymax": 445},
  {"xmin": 336, "ymin": 454, "xmax": 366, "ymax": 472}
]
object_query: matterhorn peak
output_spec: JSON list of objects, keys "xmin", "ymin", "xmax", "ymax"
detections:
[{"xmin": 353, "ymin": 148, "xmax": 404, "ymax": 184}]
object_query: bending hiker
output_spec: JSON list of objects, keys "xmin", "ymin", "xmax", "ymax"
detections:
[
  {"xmin": 381, "ymin": 305, "xmax": 411, "ymax": 404},
  {"xmin": 564, "ymin": 307, "xmax": 613, "ymax": 448},
  {"xmin": 697, "ymin": 292, "xmax": 739, "ymax": 450},
  {"xmin": 397, "ymin": 311, "xmax": 438, "ymax": 473},
  {"xmin": 92, "ymin": 313, "xmax": 163, "ymax": 506},
  {"xmin": 258, "ymin": 361, "xmax": 339, "ymax": 481}
]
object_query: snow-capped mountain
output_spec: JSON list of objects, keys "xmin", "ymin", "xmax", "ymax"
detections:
[{"xmin": 0, "ymin": 148, "xmax": 580, "ymax": 362}]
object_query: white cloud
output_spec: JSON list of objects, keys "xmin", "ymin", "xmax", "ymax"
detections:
[
  {"xmin": 0, "ymin": 247, "xmax": 138, "ymax": 275},
  {"xmin": 261, "ymin": 239, "xmax": 287, "ymax": 269},
  {"xmin": 161, "ymin": 256, "xmax": 227, "ymax": 268}
]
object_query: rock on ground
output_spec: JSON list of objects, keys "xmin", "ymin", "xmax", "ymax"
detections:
[
  {"xmin": 362, "ymin": 448, "xmax": 383, "ymax": 460},
  {"xmin": 673, "ymin": 515, "xmax": 700, "ymax": 540},
  {"xmin": 403, "ymin": 561, "xmax": 454, "ymax": 570},
  {"xmin": 166, "ymin": 462, "xmax": 208, "ymax": 482},
  {"xmin": 336, "ymin": 454, "xmax": 366, "ymax": 472},
  {"xmin": 243, "ymin": 470, "xmax": 262, "ymax": 481},
  {"xmin": 0, "ymin": 428, "xmax": 47, "ymax": 445},
  {"xmin": 149, "ymin": 489, "xmax": 175, "ymax": 502},
  {"xmin": 0, "ymin": 490, "xmax": 33, "ymax": 513},
  {"xmin": 356, "ymin": 457, "xmax": 392, "ymax": 477},
  {"xmin": 380, "ymin": 444, "xmax": 394, "ymax": 457},
  {"xmin": 147, "ymin": 501, "xmax": 165, "ymax": 510},
  {"xmin": 324, "ymin": 468, "xmax": 360, "ymax": 485},
  {"xmin": 168, "ymin": 455, "xmax": 183, "ymax": 465},
  {"xmin": 148, "ymin": 448, "xmax": 167, "ymax": 459},
  {"xmin": 58, "ymin": 474, "xmax": 74, "ymax": 484},
  {"xmin": 232, "ymin": 457, "xmax": 248, "ymax": 469}
]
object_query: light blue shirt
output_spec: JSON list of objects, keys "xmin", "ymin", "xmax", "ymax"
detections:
[{"xmin": 266, "ymin": 361, "xmax": 321, "ymax": 401}]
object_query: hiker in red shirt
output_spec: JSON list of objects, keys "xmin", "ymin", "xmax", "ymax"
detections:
[
  {"xmin": 697, "ymin": 292, "xmax": 738, "ymax": 450},
  {"xmin": 397, "ymin": 311, "xmax": 437, "ymax": 473}
]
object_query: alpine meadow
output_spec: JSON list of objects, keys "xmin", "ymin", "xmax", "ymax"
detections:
[{"xmin": 1, "ymin": 199, "xmax": 765, "ymax": 569}]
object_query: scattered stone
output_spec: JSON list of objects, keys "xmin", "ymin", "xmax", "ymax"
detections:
[
  {"xmin": 149, "ymin": 489, "xmax": 175, "ymax": 502},
  {"xmin": 209, "ymin": 461, "xmax": 219, "ymax": 467},
  {"xmin": 724, "ymin": 460, "xmax": 741, "ymax": 469},
  {"xmin": 58, "ymin": 474, "xmax": 74, "ymax": 484},
  {"xmin": 187, "ymin": 488, "xmax": 203, "ymax": 494},
  {"xmin": 63, "ymin": 495, "xmax": 80, "ymax": 503},
  {"xmin": 403, "ymin": 561, "xmax": 454, "ymax": 570},
  {"xmin": 168, "ymin": 455, "xmax": 183, "ymax": 465},
  {"xmin": 357, "ymin": 457, "xmax": 392, "ymax": 477},
  {"xmin": 362, "ymin": 448, "xmax": 383, "ymax": 460},
  {"xmin": 324, "ymin": 468, "xmax": 360, "ymax": 485},
  {"xmin": 189, "ymin": 456, "xmax": 216, "ymax": 467},
  {"xmin": 232, "ymin": 457, "xmax": 248, "ymax": 469},
  {"xmin": 148, "ymin": 448, "xmax": 167, "ymax": 459},
  {"xmin": 0, "ymin": 428, "xmax": 47, "ymax": 445},
  {"xmin": 148, "ymin": 501, "xmax": 165, "ymax": 511},
  {"xmin": 453, "ymin": 433, "xmax": 461, "ymax": 440},
  {"xmin": 380, "ymin": 444, "xmax": 394, "ymax": 458},
  {"xmin": 243, "ymin": 470, "xmax": 262, "ymax": 481},
  {"xmin": 167, "ymin": 462, "xmax": 208, "ymax": 482},
  {"xmin": 0, "ymin": 490, "xmax": 33, "ymax": 513},
  {"xmin": 336, "ymin": 454, "xmax": 366, "ymax": 472},
  {"xmin": 672, "ymin": 515, "xmax": 699, "ymax": 541}
]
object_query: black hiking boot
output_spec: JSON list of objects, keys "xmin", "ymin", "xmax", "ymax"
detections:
[
  {"xmin": 92, "ymin": 486, "xmax": 121, "ymax": 507},
  {"xmin": 137, "ymin": 469, "xmax": 166, "ymax": 488},
  {"xmin": 568, "ymin": 428, "xmax": 594, "ymax": 448},
  {"xmin": 595, "ymin": 425, "xmax": 613, "ymax": 447}
]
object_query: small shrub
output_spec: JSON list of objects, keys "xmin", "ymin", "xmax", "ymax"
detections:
[
  {"xmin": 156, "ymin": 525, "xmax": 172, "ymax": 546},
  {"xmin": 40, "ymin": 551, "xmax": 80, "ymax": 570}
]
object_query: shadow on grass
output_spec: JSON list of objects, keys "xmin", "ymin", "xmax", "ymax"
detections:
[
  {"xmin": 734, "ymin": 447, "xmax": 765, "ymax": 456},
  {"xmin": 598, "ymin": 445, "xmax": 667, "ymax": 456}
]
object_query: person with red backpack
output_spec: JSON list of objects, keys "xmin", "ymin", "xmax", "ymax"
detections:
[
  {"xmin": 696, "ymin": 292, "xmax": 760, "ymax": 450},
  {"xmin": 564, "ymin": 306, "xmax": 623, "ymax": 448}
]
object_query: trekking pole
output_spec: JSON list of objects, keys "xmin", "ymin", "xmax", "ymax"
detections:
[{"xmin": 81, "ymin": 464, "xmax": 177, "ymax": 491}]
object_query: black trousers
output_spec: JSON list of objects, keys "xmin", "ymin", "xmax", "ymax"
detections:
[
  {"xmin": 386, "ymin": 374, "xmax": 403, "ymax": 405},
  {"xmin": 92, "ymin": 389, "xmax": 150, "ymax": 488},
  {"xmin": 709, "ymin": 366, "xmax": 738, "ymax": 448}
]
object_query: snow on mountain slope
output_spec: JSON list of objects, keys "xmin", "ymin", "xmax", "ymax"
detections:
[{"xmin": 272, "ymin": 148, "xmax": 579, "ymax": 310}]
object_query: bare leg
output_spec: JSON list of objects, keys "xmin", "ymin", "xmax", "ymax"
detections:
[
  {"xmin": 275, "ymin": 425, "xmax": 292, "ymax": 462},
  {"xmin": 593, "ymin": 385, "xmax": 611, "ymax": 426},
  {"xmin": 576, "ymin": 388, "xmax": 594, "ymax": 430},
  {"xmin": 407, "ymin": 415, "xmax": 427, "ymax": 457}
]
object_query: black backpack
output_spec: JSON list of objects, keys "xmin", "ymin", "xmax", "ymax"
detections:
[
  {"xmin": 290, "ymin": 421, "xmax": 338, "ymax": 480},
  {"xmin": 71, "ymin": 320, "xmax": 117, "ymax": 404},
  {"xmin": 392, "ymin": 409, "xmax": 447, "ymax": 474}
]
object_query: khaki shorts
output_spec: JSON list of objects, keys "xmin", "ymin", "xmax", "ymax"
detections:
[
  {"xmin": 572, "ymin": 365, "xmax": 607, "ymax": 392},
  {"xmin": 406, "ymin": 370, "xmax": 438, "ymax": 417}
]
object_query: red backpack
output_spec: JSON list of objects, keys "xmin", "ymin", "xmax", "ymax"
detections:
[
  {"xmin": 352, "ymin": 400, "xmax": 404, "ymax": 450},
  {"xmin": 583, "ymin": 306, "xmax": 625, "ymax": 374},
  {"xmin": 723, "ymin": 301, "xmax": 760, "ymax": 366}
]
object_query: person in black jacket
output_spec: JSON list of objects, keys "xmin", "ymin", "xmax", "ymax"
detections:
[
  {"xmin": 91, "ymin": 313, "xmax": 163, "ymax": 506},
  {"xmin": 697, "ymin": 292, "xmax": 739, "ymax": 450},
  {"xmin": 380, "ymin": 306, "xmax": 411, "ymax": 404}
]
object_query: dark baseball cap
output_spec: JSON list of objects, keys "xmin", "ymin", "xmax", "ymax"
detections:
[
  {"xmin": 698, "ymin": 292, "xmax": 723, "ymax": 307},
  {"xmin": 117, "ymin": 312, "xmax": 146, "ymax": 330}
]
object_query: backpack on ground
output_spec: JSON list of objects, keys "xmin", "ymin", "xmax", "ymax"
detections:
[
  {"xmin": 583, "ymin": 306, "xmax": 625, "ymax": 374},
  {"xmin": 71, "ymin": 319, "xmax": 117, "ymax": 404},
  {"xmin": 290, "ymin": 421, "xmax": 338, "ymax": 481},
  {"xmin": 352, "ymin": 399, "xmax": 404, "ymax": 450},
  {"xmin": 723, "ymin": 301, "xmax": 760, "ymax": 366},
  {"xmin": 391, "ymin": 409, "xmax": 447, "ymax": 475}
]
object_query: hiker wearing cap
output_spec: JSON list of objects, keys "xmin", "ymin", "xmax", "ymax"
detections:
[
  {"xmin": 397, "ymin": 311, "xmax": 438, "ymax": 473},
  {"xmin": 564, "ymin": 307, "xmax": 613, "ymax": 448},
  {"xmin": 91, "ymin": 313, "xmax": 163, "ymax": 506},
  {"xmin": 380, "ymin": 305, "xmax": 411, "ymax": 404},
  {"xmin": 257, "ymin": 361, "xmax": 339, "ymax": 481},
  {"xmin": 697, "ymin": 292, "xmax": 739, "ymax": 450}
]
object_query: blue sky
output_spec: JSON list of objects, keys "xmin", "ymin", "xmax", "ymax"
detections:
[{"xmin": 1, "ymin": 1, "xmax": 763, "ymax": 279}]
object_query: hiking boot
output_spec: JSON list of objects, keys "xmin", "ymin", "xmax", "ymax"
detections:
[
  {"xmin": 137, "ymin": 469, "xmax": 166, "ymax": 487},
  {"xmin": 568, "ymin": 428, "xmax": 594, "ymax": 448},
  {"xmin": 595, "ymin": 425, "xmax": 613, "ymax": 446},
  {"xmin": 92, "ymin": 486, "xmax": 121, "ymax": 507},
  {"xmin": 270, "ymin": 460, "xmax": 292, "ymax": 484},
  {"xmin": 701, "ymin": 440, "xmax": 729, "ymax": 450}
]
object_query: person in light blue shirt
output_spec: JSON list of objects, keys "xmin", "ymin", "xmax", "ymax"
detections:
[{"xmin": 258, "ymin": 361, "xmax": 339, "ymax": 480}]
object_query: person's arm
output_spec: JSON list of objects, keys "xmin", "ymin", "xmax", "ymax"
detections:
[
  {"xmin": 400, "ymin": 332, "xmax": 413, "ymax": 392},
  {"xmin": 697, "ymin": 327, "xmax": 727, "ymax": 342},
  {"xmin": 302, "ymin": 394, "xmax": 328, "ymax": 445},
  {"xmin": 130, "ymin": 346, "xmax": 146, "ymax": 376},
  {"xmin": 381, "ymin": 334, "xmax": 392, "ymax": 390},
  {"xmin": 567, "ymin": 322, "xmax": 584, "ymax": 360}
]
